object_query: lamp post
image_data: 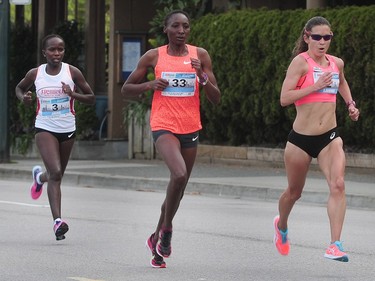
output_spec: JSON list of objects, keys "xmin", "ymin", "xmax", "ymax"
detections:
[{"xmin": 0, "ymin": 0, "xmax": 10, "ymax": 163}]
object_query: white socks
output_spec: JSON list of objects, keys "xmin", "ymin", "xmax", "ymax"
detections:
[{"xmin": 36, "ymin": 172, "xmax": 43, "ymax": 185}]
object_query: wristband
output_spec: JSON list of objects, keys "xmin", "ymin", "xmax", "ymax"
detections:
[
  {"xmin": 346, "ymin": 100, "xmax": 356, "ymax": 108},
  {"xmin": 198, "ymin": 72, "xmax": 208, "ymax": 86}
]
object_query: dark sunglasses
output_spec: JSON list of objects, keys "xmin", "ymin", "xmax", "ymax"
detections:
[{"xmin": 310, "ymin": 34, "xmax": 333, "ymax": 41}]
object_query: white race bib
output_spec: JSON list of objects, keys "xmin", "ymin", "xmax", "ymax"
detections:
[
  {"xmin": 161, "ymin": 72, "xmax": 196, "ymax": 97},
  {"xmin": 313, "ymin": 67, "xmax": 339, "ymax": 94},
  {"xmin": 40, "ymin": 97, "xmax": 71, "ymax": 117}
]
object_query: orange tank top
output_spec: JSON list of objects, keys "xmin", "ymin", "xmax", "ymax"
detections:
[
  {"xmin": 294, "ymin": 52, "xmax": 339, "ymax": 106},
  {"xmin": 150, "ymin": 44, "xmax": 201, "ymax": 134}
]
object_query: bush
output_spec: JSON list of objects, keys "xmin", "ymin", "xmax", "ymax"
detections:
[{"xmin": 9, "ymin": 24, "xmax": 36, "ymax": 154}]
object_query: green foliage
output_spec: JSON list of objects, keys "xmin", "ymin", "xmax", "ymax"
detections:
[
  {"xmin": 9, "ymin": 23, "xmax": 36, "ymax": 154},
  {"xmin": 51, "ymin": 20, "xmax": 99, "ymax": 140},
  {"xmin": 12, "ymin": 99, "xmax": 37, "ymax": 155},
  {"xmin": 189, "ymin": 6, "xmax": 375, "ymax": 151},
  {"xmin": 149, "ymin": 0, "xmax": 210, "ymax": 45},
  {"xmin": 51, "ymin": 20, "xmax": 84, "ymax": 69},
  {"xmin": 74, "ymin": 102, "xmax": 98, "ymax": 140},
  {"xmin": 327, "ymin": 8, "xmax": 375, "ymax": 151},
  {"xmin": 122, "ymin": 91, "xmax": 153, "ymax": 127},
  {"xmin": 66, "ymin": 0, "xmax": 86, "ymax": 22}
]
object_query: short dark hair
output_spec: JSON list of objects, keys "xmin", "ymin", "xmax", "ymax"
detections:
[
  {"xmin": 164, "ymin": 10, "xmax": 190, "ymax": 27},
  {"xmin": 41, "ymin": 34, "xmax": 64, "ymax": 50}
]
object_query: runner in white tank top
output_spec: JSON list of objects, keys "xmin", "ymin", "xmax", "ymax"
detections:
[{"xmin": 15, "ymin": 34, "xmax": 95, "ymax": 241}]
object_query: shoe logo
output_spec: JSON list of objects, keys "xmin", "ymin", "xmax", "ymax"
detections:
[
  {"xmin": 192, "ymin": 136, "xmax": 199, "ymax": 141},
  {"xmin": 330, "ymin": 132, "xmax": 336, "ymax": 139},
  {"xmin": 327, "ymin": 246, "xmax": 337, "ymax": 255},
  {"xmin": 183, "ymin": 61, "xmax": 191, "ymax": 64},
  {"xmin": 327, "ymin": 247, "xmax": 334, "ymax": 254},
  {"xmin": 68, "ymin": 132, "xmax": 74, "ymax": 138}
]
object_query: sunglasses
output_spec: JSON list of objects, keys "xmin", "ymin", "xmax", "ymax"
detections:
[{"xmin": 309, "ymin": 34, "xmax": 333, "ymax": 41}]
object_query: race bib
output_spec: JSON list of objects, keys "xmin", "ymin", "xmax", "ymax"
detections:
[
  {"xmin": 313, "ymin": 68, "xmax": 339, "ymax": 94},
  {"xmin": 161, "ymin": 72, "xmax": 196, "ymax": 97},
  {"xmin": 40, "ymin": 97, "xmax": 71, "ymax": 117}
]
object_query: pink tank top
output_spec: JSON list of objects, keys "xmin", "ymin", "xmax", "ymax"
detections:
[
  {"xmin": 150, "ymin": 44, "xmax": 201, "ymax": 134},
  {"xmin": 294, "ymin": 52, "xmax": 339, "ymax": 106}
]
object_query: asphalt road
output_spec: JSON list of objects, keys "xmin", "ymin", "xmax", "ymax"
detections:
[{"xmin": 1, "ymin": 179, "xmax": 374, "ymax": 281}]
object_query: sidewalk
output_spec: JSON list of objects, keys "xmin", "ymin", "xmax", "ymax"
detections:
[{"xmin": 0, "ymin": 158, "xmax": 374, "ymax": 210}]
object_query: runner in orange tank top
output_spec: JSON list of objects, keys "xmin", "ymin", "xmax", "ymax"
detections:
[{"xmin": 121, "ymin": 10, "xmax": 220, "ymax": 268}]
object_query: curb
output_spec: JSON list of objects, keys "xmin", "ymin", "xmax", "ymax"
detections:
[{"xmin": 1, "ymin": 167, "xmax": 374, "ymax": 211}]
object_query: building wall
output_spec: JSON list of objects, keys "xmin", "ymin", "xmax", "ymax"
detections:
[
  {"xmin": 107, "ymin": 0, "xmax": 156, "ymax": 139},
  {"xmin": 85, "ymin": 0, "xmax": 106, "ymax": 96}
]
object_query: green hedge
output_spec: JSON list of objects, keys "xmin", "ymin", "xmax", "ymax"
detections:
[
  {"xmin": 9, "ymin": 24, "xmax": 37, "ymax": 154},
  {"xmin": 189, "ymin": 6, "xmax": 375, "ymax": 152}
]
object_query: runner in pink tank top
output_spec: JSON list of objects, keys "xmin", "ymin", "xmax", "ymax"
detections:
[
  {"xmin": 294, "ymin": 51, "xmax": 340, "ymax": 106},
  {"xmin": 121, "ymin": 10, "xmax": 221, "ymax": 268},
  {"xmin": 273, "ymin": 16, "xmax": 360, "ymax": 263}
]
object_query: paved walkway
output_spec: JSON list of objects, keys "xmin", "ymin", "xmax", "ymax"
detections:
[{"xmin": 0, "ymin": 158, "xmax": 374, "ymax": 210}]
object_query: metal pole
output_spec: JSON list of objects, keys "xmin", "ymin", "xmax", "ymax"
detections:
[{"xmin": 0, "ymin": 0, "xmax": 10, "ymax": 163}]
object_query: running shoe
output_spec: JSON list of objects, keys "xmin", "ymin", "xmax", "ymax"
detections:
[
  {"xmin": 273, "ymin": 215, "xmax": 290, "ymax": 255},
  {"xmin": 156, "ymin": 227, "xmax": 172, "ymax": 258},
  {"xmin": 30, "ymin": 165, "xmax": 43, "ymax": 200},
  {"xmin": 146, "ymin": 233, "xmax": 166, "ymax": 268},
  {"xmin": 53, "ymin": 220, "xmax": 69, "ymax": 241},
  {"xmin": 324, "ymin": 241, "xmax": 349, "ymax": 262}
]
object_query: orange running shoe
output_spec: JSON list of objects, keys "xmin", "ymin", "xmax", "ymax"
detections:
[
  {"xmin": 273, "ymin": 215, "xmax": 290, "ymax": 255},
  {"xmin": 324, "ymin": 241, "xmax": 349, "ymax": 262}
]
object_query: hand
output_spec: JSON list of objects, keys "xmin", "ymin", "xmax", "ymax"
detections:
[
  {"xmin": 348, "ymin": 105, "xmax": 360, "ymax": 121},
  {"xmin": 22, "ymin": 91, "xmax": 33, "ymax": 106},
  {"xmin": 314, "ymin": 72, "xmax": 333, "ymax": 91},
  {"xmin": 190, "ymin": 57, "xmax": 203, "ymax": 76},
  {"xmin": 149, "ymin": 78, "xmax": 169, "ymax": 91},
  {"xmin": 61, "ymin": 81, "xmax": 72, "ymax": 96}
]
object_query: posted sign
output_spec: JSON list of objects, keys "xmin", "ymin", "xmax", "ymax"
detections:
[{"xmin": 10, "ymin": 0, "xmax": 31, "ymax": 4}]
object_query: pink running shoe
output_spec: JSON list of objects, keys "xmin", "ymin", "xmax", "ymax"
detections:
[
  {"xmin": 324, "ymin": 241, "xmax": 349, "ymax": 262},
  {"xmin": 156, "ymin": 227, "xmax": 172, "ymax": 258},
  {"xmin": 53, "ymin": 220, "xmax": 69, "ymax": 241},
  {"xmin": 30, "ymin": 165, "xmax": 43, "ymax": 200},
  {"xmin": 273, "ymin": 215, "xmax": 290, "ymax": 255},
  {"xmin": 145, "ymin": 233, "xmax": 166, "ymax": 268}
]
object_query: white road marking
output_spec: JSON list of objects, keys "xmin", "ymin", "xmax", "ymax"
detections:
[
  {"xmin": 68, "ymin": 277, "xmax": 106, "ymax": 281},
  {"xmin": 0, "ymin": 200, "xmax": 49, "ymax": 208}
]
